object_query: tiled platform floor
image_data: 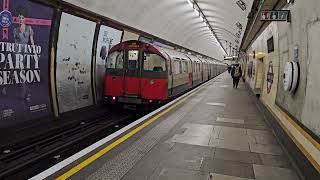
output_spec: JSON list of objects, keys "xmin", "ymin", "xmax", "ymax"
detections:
[{"xmin": 71, "ymin": 72, "xmax": 300, "ymax": 180}]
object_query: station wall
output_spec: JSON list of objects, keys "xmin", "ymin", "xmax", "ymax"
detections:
[
  {"xmin": 0, "ymin": 0, "xmax": 127, "ymax": 127},
  {"xmin": 246, "ymin": 0, "xmax": 320, "ymax": 138},
  {"xmin": 244, "ymin": 0, "xmax": 320, "ymax": 175},
  {"xmin": 277, "ymin": 0, "xmax": 320, "ymax": 136}
]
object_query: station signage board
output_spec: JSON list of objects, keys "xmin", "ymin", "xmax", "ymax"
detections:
[{"xmin": 261, "ymin": 10, "xmax": 290, "ymax": 22}]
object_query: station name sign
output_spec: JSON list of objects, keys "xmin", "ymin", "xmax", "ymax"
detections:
[{"xmin": 261, "ymin": 10, "xmax": 290, "ymax": 22}]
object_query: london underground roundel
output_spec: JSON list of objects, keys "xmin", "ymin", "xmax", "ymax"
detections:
[
  {"xmin": 0, "ymin": 10, "xmax": 13, "ymax": 28},
  {"xmin": 283, "ymin": 62, "xmax": 299, "ymax": 93},
  {"xmin": 267, "ymin": 61, "xmax": 274, "ymax": 94}
]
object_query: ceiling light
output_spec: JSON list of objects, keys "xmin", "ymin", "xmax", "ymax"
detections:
[
  {"xmin": 236, "ymin": 22, "xmax": 242, "ymax": 30},
  {"xmin": 236, "ymin": 0, "xmax": 247, "ymax": 11},
  {"xmin": 187, "ymin": 0, "xmax": 193, "ymax": 8},
  {"xmin": 200, "ymin": 15, "xmax": 204, "ymax": 22},
  {"xmin": 235, "ymin": 32, "xmax": 241, "ymax": 38}
]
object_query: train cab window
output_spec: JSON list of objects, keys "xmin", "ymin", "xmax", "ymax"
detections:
[
  {"xmin": 116, "ymin": 51, "xmax": 124, "ymax": 69},
  {"xmin": 128, "ymin": 50, "xmax": 139, "ymax": 70},
  {"xmin": 143, "ymin": 52, "xmax": 166, "ymax": 72},
  {"xmin": 107, "ymin": 50, "xmax": 123, "ymax": 69}
]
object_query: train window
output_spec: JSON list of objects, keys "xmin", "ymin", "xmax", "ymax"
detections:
[
  {"xmin": 173, "ymin": 61, "xmax": 180, "ymax": 74},
  {"xmin": 107, "ymin": 50, "xmax": 123, "ymax": 69},
  {"xmin": 181, "ymin": 61, "xmax": 187, "ymax": 73},
  {"xmin": 143, "ymin": 52, "xmax": 166, "ymax": 72},
  {"xmin": 128, "ymin": 50, "xmax": 139, "ymax": 70},
  {"xmin": 179, "ymin": 62, "xmax": 182, "ymax": 74}
]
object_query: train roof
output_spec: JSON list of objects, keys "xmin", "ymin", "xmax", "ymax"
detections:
[
  {"xmin": 159, "ymin": 47, "xmax": 189, "ymax": 60},
  {"xmin": 109, "ymin": 40, "xmax": 223, "ymax": 63}
]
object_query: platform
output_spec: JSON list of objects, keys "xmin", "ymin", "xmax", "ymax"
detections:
[{"xmin": 45, "ymin": 72, "xmax": 300, "ymax": 180}]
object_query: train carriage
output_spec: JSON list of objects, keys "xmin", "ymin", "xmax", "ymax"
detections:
[
  {"xmin": 185, "ymin": 54, "xmax": 202, "ymax": 87},
  {"xmin": 104, "ymin": 41, "xmax": 168, "ymax": 104},
  {"xmin": 104, "ymin": 40, "xmax": 226, "ymax": 107}
]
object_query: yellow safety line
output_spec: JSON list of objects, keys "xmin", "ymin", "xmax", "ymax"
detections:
[
  {"xmin": 56, "ymin": 85, "xmax": 204, "ymax": 180},
  {"xmin": 263, "ymin": 102, "xmax": 320, "ymax": 172},
  {"xmin": 275, "ymin": 105, "xmax": 320, "ymax": 151}
]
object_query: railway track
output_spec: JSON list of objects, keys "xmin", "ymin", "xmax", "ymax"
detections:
[{"xmin": 0, "ymin": 107, "xmax": 140, "ymax": 179}]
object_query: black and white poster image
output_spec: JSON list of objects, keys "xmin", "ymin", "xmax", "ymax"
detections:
[{"xmin": 56, "ymin": 13, "xmax": 96, "ymax": 113}]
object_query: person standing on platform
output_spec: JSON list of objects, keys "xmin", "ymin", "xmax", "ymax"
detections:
[
  {"xmin": 231, "ymin": 64, "xmax": 242, "ymax": 88},
  {"xmin": 227, "ymin": 65, "xmax": 232, "ymax": 74}
]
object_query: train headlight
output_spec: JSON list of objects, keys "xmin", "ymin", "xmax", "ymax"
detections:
[{"xmin": 149, "ymin": 80, "xmax": 155, "ymax": 85}]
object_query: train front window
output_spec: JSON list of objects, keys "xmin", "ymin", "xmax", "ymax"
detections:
[
  {"xmin": 116, "ymin": 52, "xmax": 124, "ymax": 69},
  {"xmin": 107, "ymin": 50, "xmax": 123, "ymax": 69},
  {"xmin": 143, "ymin": 52, "xmax": 166, "ymax": 72},
  {"xmin": 128, "ymin": 50, "xmax": 139, "ymax": 70}
]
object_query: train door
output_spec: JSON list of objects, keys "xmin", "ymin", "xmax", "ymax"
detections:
[
  {"xmin": 200, "ymin": 62, "xmax": 204, "ymax": 82},
  {"xmin": 123, "ymin": 48, "xmax": 141, "ymax": 96},
  {"xmin": 105, "ymin": 50, "xmax": 125, "ymax": 97},
  {"xmin": 188, "ymin": 60, "xmax": 193, "ymax": 88}
]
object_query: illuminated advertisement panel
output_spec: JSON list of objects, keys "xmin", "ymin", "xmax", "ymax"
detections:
[{"xmin": 0, "ymin": 0, "xmax": 53, "ymax": 124}]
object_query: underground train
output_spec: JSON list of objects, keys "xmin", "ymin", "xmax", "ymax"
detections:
[{"xmin": 104, "ymin": 40, "xmax": 226, "ymax": 107}]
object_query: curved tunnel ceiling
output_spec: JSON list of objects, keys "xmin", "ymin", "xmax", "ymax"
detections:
[{"xmin": 63, "ymin": 0, "xmax": 253, "ymax": 60}]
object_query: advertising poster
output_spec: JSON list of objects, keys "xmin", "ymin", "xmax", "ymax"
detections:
[
  {"xmin": 0, "ymin": 0, "xmax": 53, "ymax": 124},
  {"xmin": 95, "ymin": 25, "xmax": 122, "ymax": 101},
  {"xmin": 56, "ymin": 13, "xmax": 96, "ymax": 113}
]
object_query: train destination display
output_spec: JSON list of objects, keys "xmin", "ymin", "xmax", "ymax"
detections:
[{"xmin": 261, "ymin": 10, "xmax": 290, "ymax": 22}]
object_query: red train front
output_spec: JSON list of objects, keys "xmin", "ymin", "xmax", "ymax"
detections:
[{"xmin": 104, "ymin": 40, "xmax": 169, "ymax": 106}]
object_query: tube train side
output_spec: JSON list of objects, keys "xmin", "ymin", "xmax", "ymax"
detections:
[{"xmin": 104, "ymin": 40, "xmax": 226, "ymax": 106}]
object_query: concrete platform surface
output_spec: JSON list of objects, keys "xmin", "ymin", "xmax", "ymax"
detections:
[{"xmin": 61, "ymin": 72, "xmax": 300, "ymax": 180}]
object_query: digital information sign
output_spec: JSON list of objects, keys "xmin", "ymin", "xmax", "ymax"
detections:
[{"xmin": 261, "ymin": 10, "xmax": 290, "ymax": 22}]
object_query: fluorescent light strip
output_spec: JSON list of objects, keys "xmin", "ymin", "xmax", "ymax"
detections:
[
  {"xmin": 186, "ymin": 0, "xmax": 227, "ymax": 55},
  {"xmin": 187, "ymin": 0, "xmax": 193, "ymax": 8}
]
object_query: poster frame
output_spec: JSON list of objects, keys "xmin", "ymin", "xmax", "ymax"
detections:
[
  {"xmin": 55, "ymin": 11, "xmax": 97, "ymax": 113},
  {"xmin": 0, "ymin": 0, "xmax": 58, "ymax": 125}
]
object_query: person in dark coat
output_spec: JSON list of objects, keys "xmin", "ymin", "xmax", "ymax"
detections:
[
  {"xmin": 227, "ymin": 65, "xmax": 232, "ymax": 74},
  {"xmin": 231, "ymin": 64, "xmax": 242, "ymax": 88}
]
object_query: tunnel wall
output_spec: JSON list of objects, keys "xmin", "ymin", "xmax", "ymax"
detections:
[{"xmin": 243, "ymin": 0, "xmax": 320, "ymax": 177}]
